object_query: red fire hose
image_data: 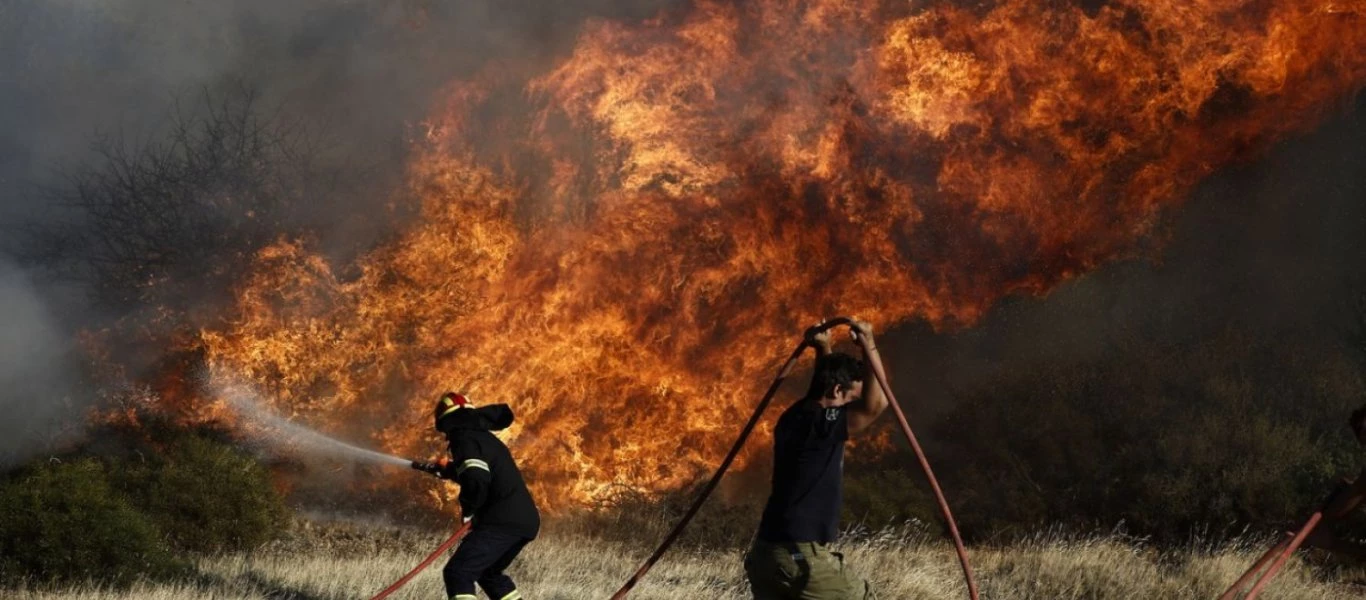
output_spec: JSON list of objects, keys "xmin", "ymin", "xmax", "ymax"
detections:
[
  {"xmin": 1219, "ymin": 472, "xmax": 1366, "ymax": 599},
  {"xmin": 1242, "ymin": 516, "xmax": 1320, "ymax": 600},
  {"xmin": 369, "ymin": 520, "xmax": 473, "ymax": 600},
  {"xmin": 1216, "ymin": 532, "xmax": 1294, "ymax": 600},
  {"xmin": 610, "ymin": 317, "xmax": 979, "ymax": 600},
  {"xmin": 860, "ymin": 331, "xmax": 980, "ymax": 600},
  {"xmin": 1217, "ymin": 513, "xmax": 1322, "ymax": 600}
]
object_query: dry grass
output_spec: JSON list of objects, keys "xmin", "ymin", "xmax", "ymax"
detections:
[{"xmin": 7, "ymin": 523, "xmax": 1366, "ymax": 599}]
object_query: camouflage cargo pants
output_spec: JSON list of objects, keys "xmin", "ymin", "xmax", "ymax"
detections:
[{"xmin": 743, "ymin": 540, "xmax": 875, "ymax": 600}]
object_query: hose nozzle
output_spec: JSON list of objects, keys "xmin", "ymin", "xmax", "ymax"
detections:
[{"xmin": 411, "ymin": 457, "xmax": 448, "ymax": 475}]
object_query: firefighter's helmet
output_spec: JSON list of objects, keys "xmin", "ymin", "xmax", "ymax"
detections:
[{"xmin": 433, "ymin": 391, "xmax": 474, "ymax": 429}]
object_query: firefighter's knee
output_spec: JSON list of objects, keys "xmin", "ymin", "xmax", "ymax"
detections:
[{"xmin": 441, "ymin": 559, "xmax": 479, "ymax": 596}]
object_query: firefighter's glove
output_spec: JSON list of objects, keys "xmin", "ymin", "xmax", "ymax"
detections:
[{"xmin": 412, "ymin": 459, "xmax": 449, "ymax": 478}]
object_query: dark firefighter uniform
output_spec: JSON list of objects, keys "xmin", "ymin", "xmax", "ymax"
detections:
[
  {"xmin": 746, "ymin": 400, "xmax": 874, "ymax": 599},
  {"xmin": 433, "ymin": 392, "xmax": 540, "ymax": 600}
]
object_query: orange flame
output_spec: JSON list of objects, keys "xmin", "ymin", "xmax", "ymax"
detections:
[{"xmin": 200, "ymin": 0, "xmax": 1366, "ymax": 508}]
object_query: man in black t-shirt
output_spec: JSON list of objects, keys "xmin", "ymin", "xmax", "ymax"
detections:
[{"xmin": 745, "ymin": 320, "xmax": 889, "ymax": 599}]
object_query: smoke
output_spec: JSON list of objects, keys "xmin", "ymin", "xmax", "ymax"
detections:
[
  {"xmin": 185, "ymin": 0, "xmax": 1366, "ymax": 505},
  {"xmin": 0, "ymin": 0, "xmax": 680, "ymax": 239},
  {"xmin": 208, "ymin": 374, "xmax": 411, "ymax": 467},
  {"xmin": 3, "ymin": 0, "xmax": 1365, "ymax": 502},
  {"xmin": 885, "ymin": 92, "xmax": 1366, "ymax": 414},
  {"xmin": 0, "ymin": 0, "xmax": 682, "ymax": 472},
  {"xmin": 0, "ymin": 260, "xmax": 83, "ymax": 468}
]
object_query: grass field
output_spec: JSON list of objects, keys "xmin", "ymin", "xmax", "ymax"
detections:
[{"xmin": 7, "ymin": 520, "xmax": 1366, "ymax": 600}]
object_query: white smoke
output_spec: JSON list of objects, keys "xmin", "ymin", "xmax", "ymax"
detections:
[{"xmin": 0, "ymin": 260, "xmax": 81, "ymax": 468}]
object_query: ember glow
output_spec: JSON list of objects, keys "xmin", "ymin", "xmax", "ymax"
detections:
[{"xmin": 196, "ymin": 0, "xmax": 1366, "ymax": 508}]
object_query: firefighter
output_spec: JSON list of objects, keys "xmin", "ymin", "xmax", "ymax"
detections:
[
  {"xmin": 744, "ymin": 319, "xmax": 888, "ymax": 600},
  {"xmin": 419, "ymin": 392, "xmax": 540, "ymax": 600}
]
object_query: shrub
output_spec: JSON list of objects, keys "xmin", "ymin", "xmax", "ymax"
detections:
[
  {"xmin": 108, "ymin": 424, "xmax": 290, "ymax": 554},
  {"xmin": 842, "ymin": 458, "xmax": 939, "ymax": 533},
  {"xmin": 0, "ymin": 459, "xmax": 183, "ymax": 587},
  {"xmin": 0, "ymin": 419, "xmax": 291, "ymax": 588},
  {"xmin": 918, "ymin": 330, "xmax": 1362, "ymax": 543}
]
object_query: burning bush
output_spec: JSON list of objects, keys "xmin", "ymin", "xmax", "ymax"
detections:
[
  {"xmin": 554, "ymin": 480, "xmax": 767, "ymax": 550},
  {"xmin": 194, "ymin": 0, "xmax": 1366, "ymax": 515}
]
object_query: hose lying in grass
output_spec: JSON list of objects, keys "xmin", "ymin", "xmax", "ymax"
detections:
[{"xmin": 368, "ymin": 515, "xmax": 473, "ymax": 599}]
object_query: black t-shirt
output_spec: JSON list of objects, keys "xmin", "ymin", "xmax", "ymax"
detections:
[{"xmin": 757, "ymin": 399, "xmax": 849, "ymax": 543}]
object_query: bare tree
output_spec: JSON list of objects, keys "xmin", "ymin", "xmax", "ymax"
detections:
[{"xmin": 10, "ymin": 85, "xmax": 341, "ymax": 315}]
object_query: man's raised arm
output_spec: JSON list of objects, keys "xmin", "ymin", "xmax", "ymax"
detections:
[
  {"xmin": 805, "ymin": 322, "xmax": 834, "ymax": 358},
  {"xmin": 848, "ymin": 319, "xmax": 888, "ymax": 434}
]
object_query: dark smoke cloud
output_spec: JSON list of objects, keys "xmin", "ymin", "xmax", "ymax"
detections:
[
  {"xmin": 0, "ymin": 0, "xmax": 680, "ymax": 233},
  {"xmin": 2, "ymin": 0, "xmax": 1364, "ymax": 477},
  {"xmin": 0, "ymin": 0, "xmax": 678, "ymax": 469},
  {"xmin": 884, "ymin": 93, "xmax": 1366, "ymax": 414}
]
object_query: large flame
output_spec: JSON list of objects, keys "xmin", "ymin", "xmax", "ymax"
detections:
[{"xmin": 199, "ymin": 0, "xmax": 1365, "ymax": 508}]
